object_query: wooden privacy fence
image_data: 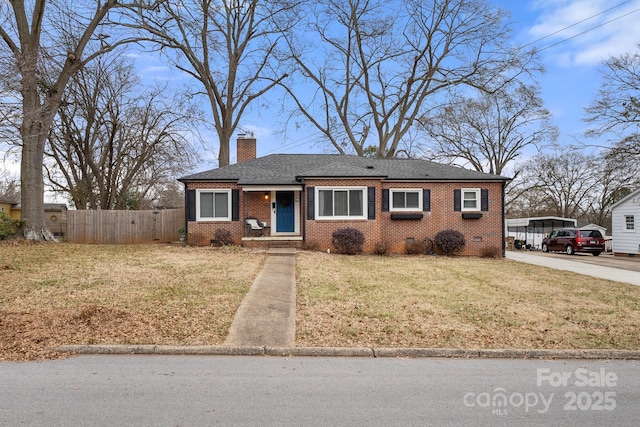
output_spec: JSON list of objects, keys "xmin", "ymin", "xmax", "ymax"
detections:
[{"xmin": 67, "ymin": 209, "xmax": 184, "ymax": 244}]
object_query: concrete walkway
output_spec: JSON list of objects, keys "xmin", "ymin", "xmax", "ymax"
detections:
[
  {"xmin": 224, "ymin": 248, "xmax": 297, "ymax": 347},
  {"xmin": 505, "ymin": 251, "xmax": 640, "ymax": 286}
]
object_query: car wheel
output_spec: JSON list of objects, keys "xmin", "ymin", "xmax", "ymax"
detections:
[
  {"xmin": 566, "ymin": 245, "xmax": 574, "ymax": 255},
  {"xmin": 593, "ymin": 252, "xmax": 601, "ymax": 256},
  {"xmin": 542, "ymin": 243, "xmax": 549, "ymax": 253}
]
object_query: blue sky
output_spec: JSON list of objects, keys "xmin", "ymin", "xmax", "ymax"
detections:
[
  {"xmin": 217, "ymin": 0, "xmax": 640, "ymax": 165},
  {"xmin": 4, "ymin": 0, "xmax": 640, "ymax": 180},
  {"xmin": 499, "ymin": 0, "xmax": 640, "ymax": 141}
]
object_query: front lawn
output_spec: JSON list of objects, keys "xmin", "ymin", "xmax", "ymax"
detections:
[
  {"xmin": 295, "ymin": 251, "xmax": 640, "ymax": 350},
  {"xmin": 2, "ymin": 242, "xmax": 639, "ymax": 361}
]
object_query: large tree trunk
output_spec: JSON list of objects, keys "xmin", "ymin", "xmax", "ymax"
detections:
[{"xmin": 20, "ymin": 106, "xmax": 57, "ymax": 242}]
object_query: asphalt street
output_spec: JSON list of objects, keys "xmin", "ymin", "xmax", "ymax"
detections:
[{"xmin": 1, "ymin": 355, "xmax": 639, "ymax": 426}]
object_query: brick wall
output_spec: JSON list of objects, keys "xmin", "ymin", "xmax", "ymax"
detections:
[
  {"xmin": 185, "ymin": 181, "xmax": 243, "ymax": 245},
  {"xmin": 185, "ymin": 178, "xmax": 505, "ymax": 256},
  {"xmin": 237, "ymin": 137, "xmax": 257, "ymax": 163},
  {"xmin": 304, "ymin": 179, "xmax": 504, "ymax": 256}
]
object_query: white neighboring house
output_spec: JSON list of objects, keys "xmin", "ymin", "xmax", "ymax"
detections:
[{"xmin": 611, "ymin": 188, "xmax": 640, "ymax": 257}]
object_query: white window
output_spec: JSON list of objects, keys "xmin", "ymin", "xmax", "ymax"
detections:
[
  {"xmin": 625, "ymin": 215, "xmax": 635, "ymax": 231},
  {"xmin": 461, "ymin": 188, "xmax": 480, "ymax": 211},
  {"xmin": 316, "ymin": 187, "xmax": 367, "ymax": 219},
  {"xmin": 390, "ymin": 189, "xmax": 422, "ymax": 211},
  {"xmin": 196, "ymin": 189, "xmax": 231, "ymax": 221}
]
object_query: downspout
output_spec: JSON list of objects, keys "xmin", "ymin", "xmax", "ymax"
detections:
[
  {"xmin": 298, "ymin": 176, "xmax": 306, "ymax": 244},
  {"xmin": 182, "ymin": 181, "xmax": 189, "ymax": 242},
  {"xmin": 502, "ymin": 180, "xmax": 507, "ymax": 257}
]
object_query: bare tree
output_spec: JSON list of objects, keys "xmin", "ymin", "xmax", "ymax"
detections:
[
  {"xmin": 0, "ymin": 0, "xmax": 147, "ymax": 240},
  {"xmin": 280, "ymin": 0, "xmax": 540, "ymax": 157},
  {"xmin": 510, "ymin": 144, "xmax": 599, "ymax": 220},
  {"xmin": 582, "ymin": 146, "xmax": 640, "ymax": 229},
  {"xmin": 131, "ymin": 0, "xmax": 299, "ymax": 166},
  {"xmin": 45, "ymin": 55, "xmax": 197, "ymax": 210},
  {"xmin": 419, "ymin": 84, "xmax": 557, "ymax": 176},
  {"xmin": 0, "ymin": 167, "xmax": 20, "ymax": 202},
  {"xmin": 585, "ymin": 43, "xmax": 640, "ymax": 157}
]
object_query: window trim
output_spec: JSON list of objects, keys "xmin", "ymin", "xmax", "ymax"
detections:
[
  {"xmin": 315, "ymin": 186, "xmax": 368, "ymax": 220},
  {"xmin": 624, "ymin": 215, "xmax": 635, "ymax": 232},
  {"xmin": 389, "ymin": 188, "xmax": 423, "ymax": 212},
  {"xmin": 461, "ymin": 188, "xmax": 480, "ymax": 212},
  {"xmin": 196, "ymin": 189, "xmax": 232, "ymax": 221}
]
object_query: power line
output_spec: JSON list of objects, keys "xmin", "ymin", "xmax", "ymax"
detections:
[
  {"xmin": 538, "ymin": 6, "xmax": 640, "ymax": 53},
  {"xmin": 521, "ymin": 0, "xmax": 634, "ymax": 49}
]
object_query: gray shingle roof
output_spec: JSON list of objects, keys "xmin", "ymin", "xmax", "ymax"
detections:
[{"xmin": 179, "ymin": 154, "xmax": 510, "ymax": 184}]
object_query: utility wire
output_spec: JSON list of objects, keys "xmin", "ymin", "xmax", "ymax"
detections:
[
  {"xmin": 520, "ymin": 0, "xmax": 634, "ymax": 49},
  {"xmin": 538, "ymin": 6, "xmax": 640, "ymax": 53}
]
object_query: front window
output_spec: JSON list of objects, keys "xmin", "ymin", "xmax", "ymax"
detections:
[
  {"xmin": 317, "ymin": 187, "xmax": 366, "ymax": 219},
  {"xmin": 197, "ymin": 189, "xmax": 231, "ymax": 221},
  {"xmin": 462, "ymin": 188, "xmax": 480, "ymax": 211},
  {"xmin": 390, "ymin": 189, "xmax": 422, "ymax": 211},
  {"xmin": 625, "ymin": 215, "xmax": 635, "ymax": 231}
]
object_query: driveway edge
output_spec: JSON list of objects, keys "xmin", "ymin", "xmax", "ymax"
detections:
[{"xmin": 55, "ymin": 345, "xmax": 640, "ymax": 360}]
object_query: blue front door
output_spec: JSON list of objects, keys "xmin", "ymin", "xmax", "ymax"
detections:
[{"xmin": 276, "ymin": 191, "xmax": 295, "ymax": 232}]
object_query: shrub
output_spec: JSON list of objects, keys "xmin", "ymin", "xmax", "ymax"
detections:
[
  {"xmin": 373, "ymin": 240, "xmax": 390, "ymax": 256},
  {"xmin": 214, "ymin": 228, "xmax": 234, "ymax": 246},
  {"xmin": 331, "ymin": 227, "xmax": 365, "ymax": 255},
  {"xmin": 434, "ymin": 229, "xmax": 466, "ymax": 256},
  {"xmin": 0, "ymin": 212, "xmax": 19, "ymax": 240},
  {"xmin": 405, "ymin": 239, "xmax": 426, "ymax": 255},
  {"xmin": 480, "ymin": 245, "xmax": 501, "ymax": 258},
  {"xmin": 302, "ymin": 240, "xmax": 321, "ymax": 251}
]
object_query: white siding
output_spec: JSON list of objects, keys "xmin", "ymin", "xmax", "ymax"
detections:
[{"xmin": 612, "ymin": 191, "xmax": 640, "ymax": 255}]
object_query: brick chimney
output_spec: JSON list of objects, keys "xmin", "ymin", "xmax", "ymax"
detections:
[{"xmin": 236, "ymin": 134, "xmax": 257, "ymax": 163}]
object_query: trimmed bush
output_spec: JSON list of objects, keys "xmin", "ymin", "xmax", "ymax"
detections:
[
  {"xmin": 214, "ymin": 228, "xmax": 234, "ymax": 246},
  {"xmin": 480, "ymin": 245, "xmax": 501, "ymax": 258},
  {"xmin": 331, "ymin": 227, "xmax": 365, "ymax": 255},
  {"xmin": 0, "ymin": 212, "xmax": 19, "ymax": 240},
  {"xmin": 302, "ymin": 240, "xmax": 321, "ymax": 251},
  {"xmin": 405, "ymin": 239, "xmax": 426, "ymax": 255},
  {"xmin": 434, "ymin": 229, "xmax": 466, "ymax": 256},
  {"xmin": 373, "ymin": 240, "xmax": 390, "ymax": 256}
]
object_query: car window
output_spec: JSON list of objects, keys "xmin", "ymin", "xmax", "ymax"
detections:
[
  {"xmin": 567, "ymin": 230, "xmax": 576, "ymax": 237},
  {"xmin": 581, "ymin": 230, "xmax": 603, "ymax": 238},
  {"xmin": 549, "ymin": 231, "xmax": 558, "ymax": 238}
]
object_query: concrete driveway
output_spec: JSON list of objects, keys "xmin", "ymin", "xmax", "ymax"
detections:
[{"xmin": 505, "ymin": 250, "xmax": 640, "ymax": 286}]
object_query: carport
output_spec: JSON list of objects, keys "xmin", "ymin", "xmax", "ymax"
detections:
[{"xmin": 506, "ymin": 216, "xmax": 577, "ymax": 250}]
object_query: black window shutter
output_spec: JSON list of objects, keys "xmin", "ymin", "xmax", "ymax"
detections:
[
  {"xmin": 307, "ymin": 186, "xmax": 315, "ymax": 220},
  {"xmin": 454, "ymin": 189, "xmax": 461, "ymax": 211},
  {"xmin": 423, "ymin": 189, "xmax": 431, "ymax": 212},
  {"xmin": 481, "ymin": 189, "xmax": 489, "ymax": 212},
  {"xmin": 367, "ymin": 187, "xmax": 376, "ymax": 220},
  {"xmin": 382, "ymin": 189, "xmax": 389, "ymax": 212},
  {"xmin": 186, "ymin": 189, "xmax": 196, "ymax": 221},
  {"xmin": 231, "ymin": 189, "xmax": 240, "ymax": 221}
]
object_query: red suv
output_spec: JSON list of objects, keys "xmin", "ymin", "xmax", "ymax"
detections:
[{"xmin": 542, "ymin": 228, "xmax": 605, "ymax": 256}]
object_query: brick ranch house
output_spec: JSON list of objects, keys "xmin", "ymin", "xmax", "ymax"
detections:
[{"xmin": 178, "ymin": 136, "xmax": 510, "ymax": 256}]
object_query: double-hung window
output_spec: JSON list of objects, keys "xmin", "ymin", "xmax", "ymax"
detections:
[
  {"xmin": 625, "ymin": 215, "xmax": 635, "ymax": 231},
  {"xmin": 461, "ymin": 188, "xmax": 480, "ymax": 211},
  {"xmin": 316, "ymin": 187, "xmax": 366, "ymax": 219},
  {"xmin": 390, "ymin": 189, "xmax": 422, "ymax": 211},
  {"xmin": 197, "ymin": 189, "xmax": 231, "ymax": 221}
]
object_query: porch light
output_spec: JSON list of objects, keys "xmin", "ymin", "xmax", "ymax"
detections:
[{"xmin": 264, "ymin": 192, "xmax": 269, "ymax": 200}]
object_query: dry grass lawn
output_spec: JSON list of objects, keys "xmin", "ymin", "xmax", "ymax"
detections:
[
  {"xmin": 296, "ymin": 251, "xmax": 640, "ymax": 350},
  {"xmin": 2, "ymin": 242, "xmax": 639, "ymax": 361},
  {"xmin": 0, "ymin": 241, "xmax": 265, "ymax": 361}
]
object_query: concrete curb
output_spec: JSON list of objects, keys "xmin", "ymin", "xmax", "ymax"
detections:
[{"xmin": 55, "ymin": 345, "xmax": 640, "ymax": 360}]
